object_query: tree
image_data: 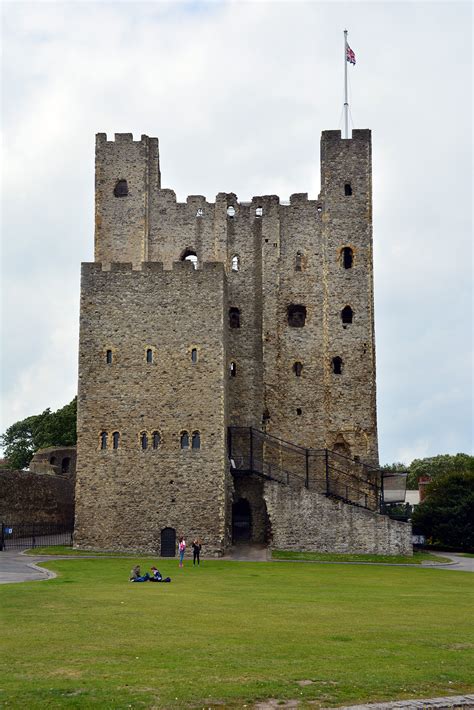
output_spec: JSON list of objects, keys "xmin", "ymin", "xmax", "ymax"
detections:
[
  {"xmin": 0, "ymin": 398, "xmax": 77, "ymax": 470},
  {"xmin": 407, "ymin": 453, "xmax": 474, "ymax": 489},
  {"xmin": 411, "ymin": 471, "xmax": 474, "ymax": 549}
]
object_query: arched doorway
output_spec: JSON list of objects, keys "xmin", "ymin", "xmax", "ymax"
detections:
[
  {"xmin": 160, "ymin": 527, "xmax": 176, "ymax": 557},
  {"xmin": 232, "ymin": 498, "xmax": 252, "ymax": 543}
]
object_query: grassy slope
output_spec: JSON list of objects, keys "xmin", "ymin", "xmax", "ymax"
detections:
[
  {"xmin": 271, "ymin": 550, "xmax": 451, "ymax": 564},
  {"xmin": 1, "ymin": 559, "xmax": 473, "ymax": 709}
]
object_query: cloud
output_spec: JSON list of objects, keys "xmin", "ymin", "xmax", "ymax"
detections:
[{"xmin": 1, "ymin": 1, "xmax": 472, "ymax": 464}]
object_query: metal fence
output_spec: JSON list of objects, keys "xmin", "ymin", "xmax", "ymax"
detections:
[
  {"xmin": 0, "ymin": 522, "xmax": 73, "ymax": 551},
  {"xmin": 228, "ymin": 427, "xmax": 404, "ymax": 513}
]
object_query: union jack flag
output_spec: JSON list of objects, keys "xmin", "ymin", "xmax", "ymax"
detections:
[{"xmin": 346, "ymin": 43, "xmax": 356, "ymax": 65}]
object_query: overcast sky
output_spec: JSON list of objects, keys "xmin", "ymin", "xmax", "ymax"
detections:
[{"xmin": 1, "ymin": 0, "xmax": 472, "ymax": 465}]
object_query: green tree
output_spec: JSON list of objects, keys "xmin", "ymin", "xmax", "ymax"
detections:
[
  {"xmin": 0, "ymin": 398, "xmax": 77, "ymax": 470},
  {"xmin": 407, "ymin": 453, "xmax": 474, "ymax": 489},
  {"xmin": 411, "ymin": 471, "xmax": 474, "ymax": 549}
]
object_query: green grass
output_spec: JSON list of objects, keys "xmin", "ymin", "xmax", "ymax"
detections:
[
  {"xmin": 23, "ymin": 546, "xmax": 137, "ymax": 557},
  {"xmin": 271, "ymin": 550, "xmax": 452, "ymax": 564},
  {"xmin": 1, "ymin": 559, "xmax": 473, "ymax": 709},
  {"xmin": 459, "ymin": 553, "xmax": 474, "ymax": 558}
]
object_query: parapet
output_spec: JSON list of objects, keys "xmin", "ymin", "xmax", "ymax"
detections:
[{"xmin": 96, "ymin": 132, "xmax": 158, "ymax": 146}]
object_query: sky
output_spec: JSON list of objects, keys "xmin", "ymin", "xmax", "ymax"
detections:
[{"xmin": 1, "ymin": 0, "xmax": 472, "ymax": 465}]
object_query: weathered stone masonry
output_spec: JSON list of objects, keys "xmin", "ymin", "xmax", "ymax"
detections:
[{"xmin": 74, "ymin": 128, "xmax": 411, "ymax": 555}]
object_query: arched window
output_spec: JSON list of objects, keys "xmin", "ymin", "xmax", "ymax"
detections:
[
  {"xmin": 191, "ymin": 348, "xmax": 198, "ymax": 364},
  {"xmin": 293, "ymin": 361, "xmax": 303, "ymax": 377},
  {"xmin": 49, "ymin": 456, "xmax": 56, "ymax": 465},
  {"xmin": 106, "ymin": 349, "xmax": 112, "ymax": 364},
  {"xmin": 287, "ymin": 304, "xmax": 307, "ymax": 328},
  {"xmin": 152, "ymin": 431, "xmax": 161, "ymax": 449},
  {"xmin": 112, "ymin": 432, "xmax": 120, "ymax": 450},
  {"xmin": 227, "ymin": 205, "xmax": 235, "ymax": 217},
  {"xmin": 141, "ymin": 432, "xmax": 148, "ymax": 450},
  {"xmin": 113, "ymin": 179, "xmax": 128, "ymax": 197},
  {"xmin": 230, "ymin": 362, "xmax": 237, "ymax": 377},
  {"xmin": 181, "ymin": 249, "xmax": 198, "ymax": 269},
  {"xmin": 146, "ymin": 348, "xmax": 153, "ymax": 363},
  {"xmin": 192, "ymin": 431, "xmax": 201, "ymax": 450},
  {"xmin": 100, "ymin": 432, "xmax": 108, "ymax": 450},
  {"xmin": 341, "ymin": 306, "xmax": 353, "ymax": 324},
  {"xmin": 231, "ymin": 255, "xmax": 240, "ymax": 272},
  {"xmin": 332, "ymin": 356, "xmax": 343, "ymax": 375},
  {"xmin": 229, "ymin": 307, "xmax": 240, "ymax": 329},
  {"xmin": 255, "ymin": 206, "xmax": 263, "ymax": 217},
  {"xmin": 342, "ymin": 247, "xmax": 353, "ymax": 269},
  {"xmin": 180, "ymin": 431, "xmax": 189, "ymax": 449},
  {"xmin": 344, "ymin": 182, "xmax": 352, "ymax": 196},
  {"xmin": 295, "ymin": 251, "xmax": 304, "ymax": 272},
  {"xmin": 61, "ymin": 457, "xmax": 70, "ymax": 472}
]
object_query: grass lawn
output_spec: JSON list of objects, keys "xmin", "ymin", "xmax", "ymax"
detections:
[
  {"xmin": 23, "ymin": 546, "xmax": 137, "ymax": 557},
  {"xmin": 1, "ymin": 559, "xmax": 473, "ymax": 709},
  {"xmin": 271, "ymin": 550, "xmax": 451, "ymax": 564}
]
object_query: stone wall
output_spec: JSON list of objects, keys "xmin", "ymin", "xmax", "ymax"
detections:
[
  {"xmin": 0, "ymin": 470, "xmax": 75, "ymax": 526},
  {"xmin": 264, "ymin": 481, "xmax": 412, "ymax": 556},
  {"xmin": 29, "ymin": 446, "xmax": 77, "ymax": 477}
]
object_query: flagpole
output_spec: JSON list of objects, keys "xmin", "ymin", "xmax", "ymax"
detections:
[{"xmin": 344, "ymin": 29, "xmax": 349, "ymax": 139}]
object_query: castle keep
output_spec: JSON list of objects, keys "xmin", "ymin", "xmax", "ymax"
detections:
[{"xmin": 74, "ymin": 129, "xmax": 411, "ymax": 556}]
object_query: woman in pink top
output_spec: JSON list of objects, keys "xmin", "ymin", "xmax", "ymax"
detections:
[{"xmin": 178, "ymin": 536, "xmax": 186, "ymax": 567}]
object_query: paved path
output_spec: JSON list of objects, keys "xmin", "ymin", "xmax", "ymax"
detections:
[
  {"xmin": 255, "ymin": 696, "xmax": 474, "ymax": 709},
  {"xmin": 0, "ymin": 551, "xmax": 56, "ymax": 584}
]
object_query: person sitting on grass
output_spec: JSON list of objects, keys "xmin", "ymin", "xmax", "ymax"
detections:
[
  {"xmin": 149, "ymin": 566, "xmax": 172, "ymax": 583},
  {"xmin": 129, "ymin": 565, "xmax": 150, "ymax": 582}
]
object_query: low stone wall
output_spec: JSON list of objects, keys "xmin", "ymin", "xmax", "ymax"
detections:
[
  {"xmin": 0, "ymin": 470, "xmax": 75, "ymax": 526},
  {"xmin": 264, "ymin": 481, "xmax": 412, "ymax": 556}
]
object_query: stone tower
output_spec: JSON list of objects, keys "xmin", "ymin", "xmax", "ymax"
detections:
[{"xmin": 74, "ymin": 129, "xmax": 411, "ymax": 556}]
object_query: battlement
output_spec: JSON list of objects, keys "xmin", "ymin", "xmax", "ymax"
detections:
[
  {"xmin": 96, "ymin": 132, "xmax": 157, "ymax": 146},
  {"xmin": 81, "ymin": 261, "xmax": 225, "ymax": 275}
]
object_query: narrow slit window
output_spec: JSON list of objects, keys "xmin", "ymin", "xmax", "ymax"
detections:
[
  {"xmin": 112, "ymin": 432, "xmax": 120, "ymax": 449},
  {"xmin": 296, "ymin": 408, "xmax": 302, "ymax": 416},
  {"xmin": 192, "ymin": 431, "xmax": 201, "ymax": 450},
  {"xmin": 230, "ymin": 362, "xmax": 237, "ymax": 377},
  {"xmin": 106, "ymin": 349, "xmax": 112, "ymax": 364},
  {"xmin": 152, "ymin": 431, "xmax": 161, "ymax": 449},
  {"xmin": 146, "ymin": 348, "xmax": 153, "ymax": 363},
  {"xmin": 180, "ymin": 431, "xmax": 189, "ymax": 449},
  {"xmin": 141, "ymin": 432, "xmax": 148, "ymax": 450},
  {"xmin": 344, "ymin": 183, "xmax": 352, "ymax": 196},
  {"xmin": 295, "ymin": 251, "xmax": 303, "ymax": 272},
  {"xmin": 191, "ymin": 348, "xmax": 198, "ymax": 364},
  {"xmin": 342, "ymin": 247, "xmax": 353, "ymax": 269},
  {"xmin": 287, "ymin": 304, "xmax": 307, "ymax": 328},
  {"xmin": 341, "ymin": 306, "xmax": 353, "ymax": 324},
  {"xmin": 332, "ymin": 356, "xmax": 343, "ymax": 375},
  {"xmin": 293, "ymin": 361, "xmax": 303, "ymax": 377},
  {"xmin": 229, "ymin": 307, "xmax": 240, "ymax": 329},
  {"xmin": 231, "ymin": 255, "xmax": 240, "ymax": 272},
  {"xmin": 114, "ymin": 179, "xmax": 128, "ymax": 197},
  {"xmin": 100, "ymin": 432, "xmax": 108, "ymax": 450},
  {"xmin": 255, "ymin": 206, "xmax": 263, "ymax": 217}
]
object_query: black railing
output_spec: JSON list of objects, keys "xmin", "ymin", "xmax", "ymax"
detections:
[
  {"xmin": 228, "ymin": 427, "xmax": 400, "ymax": 513},
  {"xmin": 0, "ymin": 522, "xmax": 73, "ymax": 551}
]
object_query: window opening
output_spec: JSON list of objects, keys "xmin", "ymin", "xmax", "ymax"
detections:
[
  {"xmin": 181, "ymin": 249, "xmax": 198, "ymax": 269},
  {"xmin": 191, "ymin": 348, "xmax": 198, "ymax": 363},
  {"xmin": 196, "ymin": 208, "xmax": 204, "ymax": 217},
  {"xmin": 342, "ymin": 247, "xmax": 353, "ymax": 269},
  {"xmin": 227, "ymin": 205, "xmax": 235, "ymax": 217},
  {"xmin": 231, "ymin": 254, "xmax": 240, "ymax": 272},
  {"xmin": 141, "ymin": 432, "xmax": 148, "ymax": 450},
  {"xmin": 293, "ymin": 361, "xmax": 303, "ymax": 377},
  {"xmin": 112, "ymin": 432, "xmax": 120, "ymax": 450},
  {"xmin": 113, "ymin": 179, "xmax": 128, "ymax": 197},
  {"xmin": 61, "ymin": 457, "xmax": 70, "ymax": 472},
  {"xmin": 192, "ymin": 431, "xmax": 201, "ymax": 449},
  {"xmin": 152, "ymin": 431, "xmax": 161, "ymax": 449},
  {"xmin": 255, "ymin": 206, "xmax": 263, "ymax": 217},
  {"xmin": 317, "ymin": 204, "xmax": 322, "ymax": 213},
  {"xmin": 229, "ymin": 307, "xmax": 240, "ymax": 329},
  {"xmin": 295, "ymin": 251, "xmax": 303, "ymax": 272},
  {"xmin": 100, "ymin": 432, "xmax": 107, "ymax": 450},
  {"xmin": 49, "ymin": 456, "xmax": 56, "ymax": 465},
  {"xmin": 287, "ymin": 304, "xmax": 307, "ymax": 328},
  {"xmin": 230, "ymin": 362, "xmax": 237, "ymax": 377},
  {"xmin": 180, "ymin": 431, "xmax": 189, "ymax": 449},
  {"xmin": 146, "ymin": 348, "xmax": 153, "ymax": 363},
  {"xmin": 296, "ymin": 408, "xmax": 302, "ymax": 416},
  {"xmin": 106, "ymin": 349, "xmax": 112, "ymax": 364},
  {"xmin": 341, "ymin": 306, "xmax": 353, "ymax": 324},
  {"xmin": 332, "ymin": 356, "xmax": 343, "ymax": 375},
  {"xmin": 344, "ymin": 183, "xmax": 352, "ymax": 196}
]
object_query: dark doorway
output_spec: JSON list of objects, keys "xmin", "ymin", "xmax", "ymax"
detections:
[
  {"xmin": 160, "ymin": 527, "xmax": 176, "ymax": 557},
  {"xmin": 232, "ymin": 498, "xmax": 252, "ymax": 543}
]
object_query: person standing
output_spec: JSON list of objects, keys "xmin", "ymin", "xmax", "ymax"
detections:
[
  {"xmin": 178, "ymin": 536, "xmax": 186, "ymax": 568},
  {"xmin": 192, "ymin": 538, "xmax": 202, "ymax": 566}
]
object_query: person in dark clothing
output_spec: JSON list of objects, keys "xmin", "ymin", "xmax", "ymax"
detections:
[
  {"xmin": 192, "ymin": 539, "xmax": 202, "ymax": 566},
  {"xmin": 129, "ymin": 565, "xmax": 150, "ymax": 582}
]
